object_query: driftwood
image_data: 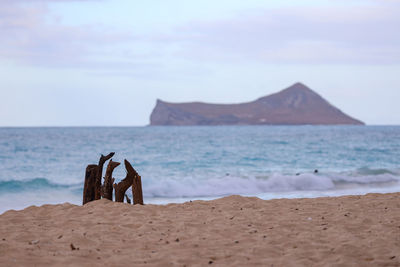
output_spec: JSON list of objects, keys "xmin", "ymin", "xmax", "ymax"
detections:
[
  {"xmin": 82, "ymin": 153, "xmax": 144, "ymax": 205},
  {"xmin": 83, "ymin": 164, "xmax": 98, "ymax": 205},
  {"xmin": 95, "ymin": 152, "xmax": 114, "ymax": 200},
  {"xmin": 114, "ymin": 159, "xmax": 135, "ymax": 202},
  {"xmin": 102, "ymin": 160, "xmax": 120, "ymax": 200},
  {"xmin": 126, "ymin": 160, "xmax": 144, "ymax": 205},
  {"xmin": 125, "ymin": 194, "xmax": 131, "ymax": 204},
  {"xmin": 133, "ymin": 174, "xmax": 144, "ymax": 205}
]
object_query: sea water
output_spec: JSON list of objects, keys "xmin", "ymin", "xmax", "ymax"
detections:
[{"xmin": 0, "ymin": 126, "xmax": 399, "ymax": 213}]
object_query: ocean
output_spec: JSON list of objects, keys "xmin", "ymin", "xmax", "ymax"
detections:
[{"xmin": 0, "ymin": 126, "xmax": 399, "ymax": 214}]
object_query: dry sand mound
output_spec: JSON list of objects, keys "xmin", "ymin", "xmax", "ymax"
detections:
[{"xmin": 1, "ymin": 193, "xmax": 400, "ymax": 266}]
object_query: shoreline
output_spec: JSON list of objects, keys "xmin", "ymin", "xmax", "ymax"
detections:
[
  {"xmin": 1, "ymin": 193, "xmax": 399, "ymax": 266},
  {"xmin": 2, "ymin": 184, "xmax": 400, "ymax": 215}
]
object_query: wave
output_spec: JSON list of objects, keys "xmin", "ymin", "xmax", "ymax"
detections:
[
  {"xmin": 143, "ymin": 170, "xmax": 400, "ymax": 198},
  {"xmin": 1, "ymin": 169, "xmax": 399, "ymax": 198},
  {"xmin": 143, "ymin": 174, "xmax": 333, "ymax": 198},
  {"xmin": 355, "ymin": 167, "xmax": 396, "ymax": 176},
  {"xmin": 0, "ymin": 178, "xmax": 79, "ymax": 193}
]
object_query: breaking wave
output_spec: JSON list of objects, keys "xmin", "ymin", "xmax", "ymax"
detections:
[
  {"xmin": 143, "ymin": 169, "xmax": 400, "ymax": 198},
  {"xmin": 1, "ymin": 169, "xmax": 399, "ymax": 199},
  {"xmin": 0, "ymin": 178, "xmax": 79, "ymax": 193}
]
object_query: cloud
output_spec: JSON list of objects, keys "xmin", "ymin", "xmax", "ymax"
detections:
[
  {"xmin": 8, "ymin": 0, "xmax": 99, "ymax": 2},
  {"xmin": 1, "ymin": 0, "xmax": 399, "ymax": 72},
  {"xmin": 156, "ymin": 2, "xmax": 400, "ymax": 64},
  {"xmin": 0, "ymin": 0, "xmax": 136, "ymax": 69}
]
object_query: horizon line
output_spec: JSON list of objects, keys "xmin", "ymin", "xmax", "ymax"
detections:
[{"xmin": 1, "ymin": 124, "xmax": 400, "ymax": 128}]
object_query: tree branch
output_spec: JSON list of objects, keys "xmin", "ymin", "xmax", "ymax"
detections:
[
  {"xmin": 95, "ymin": 152, "xmax": 115, "ymax": 200},
  {"xmin": 83, "ymin": 164, "xmax": 98, "ymax": 205},
  {"xmin": 126, "ymin": 159, "xmax": 144, "ymax": 205},
  {"xmin": 114, "ymin": 160, "xmax": 135, "ymax": 202},
  {"xmin": 102, "ymin": 159, "xmax": 120, "ymax": 200}
]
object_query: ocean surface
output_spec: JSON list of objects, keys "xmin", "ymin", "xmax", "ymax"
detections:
[{"xmin": 0, "ymin": 126, "xmax": 399, "ymax": 214}]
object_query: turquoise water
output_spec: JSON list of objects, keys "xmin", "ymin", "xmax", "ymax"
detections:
[{"xmin": 0, "ymin": 126, "xmax": 399, "ymax": 213}]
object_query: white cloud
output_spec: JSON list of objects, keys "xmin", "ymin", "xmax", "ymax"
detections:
[
  {"xmin": 1, "ymin": 0, "xmax": 399, "ymax": 71},
  {"xmin": 156, "ymin": 3, "xmax": 400, "ymax": 64},
  {"xmin": 0, "ymin": 0, "xmax": 135, "ymax": 69}
]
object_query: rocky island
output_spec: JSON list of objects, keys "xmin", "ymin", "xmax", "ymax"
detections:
[{"xmin": 150, "ymin": 83, "xmax": 364, "ymax": 126}]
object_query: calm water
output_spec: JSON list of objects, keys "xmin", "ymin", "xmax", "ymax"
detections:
[{"xmin": 0, "ymin": 126, "xmax": 399, "ymax": 213}]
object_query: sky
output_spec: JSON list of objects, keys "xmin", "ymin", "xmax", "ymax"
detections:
[{"xmin": 0, "ymin": 0, "xmax": 399, "ymax": 126}]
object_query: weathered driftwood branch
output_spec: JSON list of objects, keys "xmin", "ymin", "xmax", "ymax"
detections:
[
  {"xmin": 102, "ymin": 160, "xmax": 120, "ymax": 200},
  {"xmin": 126, "ymin": 159, "xmax": 144, "ymax": 205},
  {"xmin": 83, "ymin": 164, "xmax": 98, "ymax": 205},
  {"xmin": 95, "ymin": 152, "xmax": 115, "ymax": 200},
  {"xmin": 125, "ymin": 194, "xmax": 131, "ymax": 204},
  {"xmin": 83, "ymin": 154, "xmax": 144, "ymax": 205},
  {"xmin": 132, "ymin": 174, "xmax": 144, "ymax": 205},
  {"xmin": 113, "ymin": 159, "xmax": 135, "ymax": 202}
]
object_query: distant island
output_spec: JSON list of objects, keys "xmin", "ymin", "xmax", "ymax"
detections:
[{"xmin": 150, "ymin": 82, "xmax": 364, "ymax": 126}]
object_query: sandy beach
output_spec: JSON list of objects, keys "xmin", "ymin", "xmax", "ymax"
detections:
[{"xmin": 0, "ymin": 193, "xmax": 399, "ymax": 266}]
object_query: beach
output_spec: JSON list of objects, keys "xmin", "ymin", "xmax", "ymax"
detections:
[
  {"xmin": 1, "ymin": 193, "xmax": 399, "ymax": 266},
  {"xmin": 2, "ymin": 0, "xmax": 399, "ymax": 265}
]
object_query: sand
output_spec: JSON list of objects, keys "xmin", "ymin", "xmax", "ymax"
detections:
[{"xmin": 0, "ymin": 193, "xmax": 399, "ymax": 266}]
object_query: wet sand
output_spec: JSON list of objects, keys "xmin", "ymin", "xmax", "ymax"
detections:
[{"xmin": 1, "ymin": 193, "xmax": 399, "ymax": 266}]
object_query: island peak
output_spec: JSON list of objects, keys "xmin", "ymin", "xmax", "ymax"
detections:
[{"xmin": 150, "ymin": 83, "xmax": 364, "ymax": 126}]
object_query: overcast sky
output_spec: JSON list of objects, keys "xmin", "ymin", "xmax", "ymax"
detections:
[{"xmin": 0, "ymin": 0, "xmax": 399, "ymax": 126}]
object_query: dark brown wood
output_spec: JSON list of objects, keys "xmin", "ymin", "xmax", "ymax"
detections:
[
  {"xmin": 132, "ymin": 174, "xmax": 144, "ymax": 205},
  {"xmin": 83, "ymin": 164, "xmax": 98, "ymax": 205},
  {"xmin": 114, "ymin": 159, "xmax": 135, "ymax": 202},
  {"xmin": 95, "ymin": 152, "xmax": 115, "ymax": 200},
  {"xmin": 125, "ymin": 194, "xmax": 131, "ymax": 204},
  {"xmin": 126, "ymin": 159, "xmax": 144, "ymax": 205},
  {"xmin": 102, "ymin": 160, "xmax": 120, "ymax": 200}
]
